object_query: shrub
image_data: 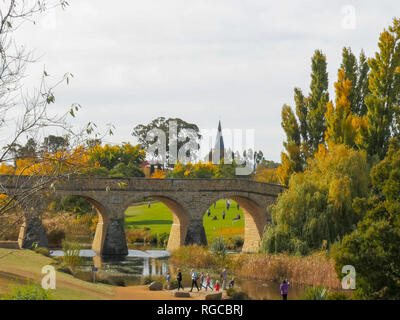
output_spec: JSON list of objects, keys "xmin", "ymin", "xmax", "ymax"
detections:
[
  {"xmin": 126, "ymin": 229, "xmax": 152, "ymax": 244},
  {"xmin": 2, "ymin": 282, "xmax": 53, "ymax": 300},
  {"xmin": 210, "ymin": 236, "xmax": 227, "ymax": 260},
  {"xmin": 302, "ymin": 286, "xmax": 329, "ymax": 300},
  {"xmin": 232, "ymin": 236, "xmax": 244, "ymax": 249}
]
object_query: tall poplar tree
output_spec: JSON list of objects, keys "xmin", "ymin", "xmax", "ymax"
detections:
[
  {"xmin": 340, "ymin": 48, "xmax": 370, "ymax": 116},
  {"xmin": 278, "ymin": 50, "xmax": 329, "ymax": 184},
  {"xmin": 278, "ymin": 105, "xmax": 303, "ymax": 185},
  {"xmin": 361, "ymin": 18, "xmax": 400, "ymax": 160},
  {"xmin": 306, "ymin": 50, "xmax": 330, "ymax": 154},
  {"xmin": 325, "ymin": 70, "xmax": 366, "ymax": 148}
]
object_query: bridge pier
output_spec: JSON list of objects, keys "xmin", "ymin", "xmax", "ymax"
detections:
[
  {"xmin": 18, "ymin": 216, "xmax": 48, "ymax": 249},
  {"xmin": 102, "ymin": 218, "xmax": 128, "ymax": 256},
  {"xmin": 184, "ymin": 219, "xmax": 207, "ymax": 247}
]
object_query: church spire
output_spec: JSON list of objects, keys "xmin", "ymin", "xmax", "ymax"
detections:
[
  {"xmin": 208, "ymin": 121, "xmax": 225, "ymax": 163},
  {"xmin": 214, "ymin": 120, "xmax": 224, "ymax": 151}
]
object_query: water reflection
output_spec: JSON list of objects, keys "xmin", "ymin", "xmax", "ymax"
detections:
[{"xmin": 51, "ymin": 249, "xmax": 171, "ymax": 286}]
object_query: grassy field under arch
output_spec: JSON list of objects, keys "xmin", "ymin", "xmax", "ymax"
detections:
[{"xmin": 124, "ymin": 199, "xmax": 245, "ymax": 242}]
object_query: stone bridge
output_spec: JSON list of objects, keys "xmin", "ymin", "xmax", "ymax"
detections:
[{"xmin": 0, "ymin": 176, "xmax": 285, "ymax": 255}]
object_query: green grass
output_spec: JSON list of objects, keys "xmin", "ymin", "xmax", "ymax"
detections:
[
  {"xmin": 0, "ymin": 249, "xmax": 115, "ymax": 300},
  {"xmin": 124, "ymin": 199, "xmax": 245, "ymax": 241}
]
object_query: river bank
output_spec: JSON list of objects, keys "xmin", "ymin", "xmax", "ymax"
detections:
[
  {"xmin": 170, "ymin": 245, "xmax": 342, "ymax": 289},
  {"xmin": 0, "ymin": 249, "xmax": 205, "ymax": 300}
]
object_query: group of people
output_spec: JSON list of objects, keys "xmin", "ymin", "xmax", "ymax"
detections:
[
  {"xmin": 168, "ymin": 268, "xmax": 235, "ymax": 293},
  {"xmin": 207, "ymin": 199, "xmax": 241, "ymax": 221},
  {"xmin": 167, "ymin": 269, "xmax": 291, "ymax": 300}
]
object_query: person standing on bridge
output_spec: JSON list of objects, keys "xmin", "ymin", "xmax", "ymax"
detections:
[{"xmin": 176, "ymin": 269, "xmax": 184, "ymax": 291}]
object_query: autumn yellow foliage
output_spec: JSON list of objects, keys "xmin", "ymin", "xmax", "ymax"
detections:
[{"xmin": 325, "ymin": 69, "xmax": 367, "ymax": 148}]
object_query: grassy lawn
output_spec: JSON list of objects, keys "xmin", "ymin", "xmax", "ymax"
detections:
[
  {"xmin": 0, "ymin": 248, "xmax": 115, "ymax": 300},
  {"xmin": 125, "ymin": 199, "xmax": 245, "ymax": 241}
]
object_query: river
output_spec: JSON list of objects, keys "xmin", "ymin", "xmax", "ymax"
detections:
[{"xmin": 50, "ymin": 248, "xmax": 312, "ymax": 300}]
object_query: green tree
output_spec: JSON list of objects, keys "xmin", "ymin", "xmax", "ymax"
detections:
[
  {"xmin": 307, "ymin": 50, "xmax": 330, "ymax": 153},
  {"xmin": 88, "ymin": 143, "xmax": 145, "ymax": 177},
  {"xmin": 325, "ymin": 69, "xmax": 366, "ymax": 148},
  {"xmin": 333, "ymin": 138, "xmax": 400, "ymax": 299},
  {"xmin": 278, "ymin": 50, "xmax": 329, "ymax": 185},
  {"xmin": 132, "ymin": 117, "xmax": 201, "ymax": 167},
  {"xmin": 340, "ymin": 48, "xmax": 371, "ymax": 116},
  {"xmin": 341, "ymin": 47, "xmax": 358, "ymax": 114},
  {"xmin": 360, "ymin": 18, "xmax": 400, "ymax": 160},
  {"xmin": 42, "ymin": 135, "xmax": 69, "ymax": 154},
  {"xmin": 262, "ymin": 143, "xmax": 369, "ymax": 255},
  {"xmin": 355, "ymin": 51, "xmax": 371, "ymax": 116}
]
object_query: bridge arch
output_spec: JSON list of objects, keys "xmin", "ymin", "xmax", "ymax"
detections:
[
  {"xmin": 200, "ymin": 192, "xmax": 272, "ymax": 253},
  {"xmin": 122, "ymin": 193, "xmax": 191, "ymax": 251},
  {"xmin": 53, "ymin": 194, "xmax": 111, "ymax": 254}
]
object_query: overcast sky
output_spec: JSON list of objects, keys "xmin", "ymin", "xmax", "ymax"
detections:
[{"xmin": 15, "ymin": 0, "xmax": 398, "ymax": 162}]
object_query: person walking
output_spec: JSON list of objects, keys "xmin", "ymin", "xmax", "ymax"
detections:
[
  {"xmin": 199, "ymin": 272, "xmax": 205, "ymax": 290},
  {"xmin": 280, "ymin": 279, "xmax": 290, "ymax": 300},
  {"xmin": 229, "ymin": 277, "xmax": 235, "ymax": 288},
  {"xmin": 205, "ymin": 273, "xmax": 213, "ymax": 291},
  {"xmin": 176, "ymin": 269, "xmax": 184, "ymax": 291},
  {"xmin": 215, "ymin": 280, "xmax": 220, "ymax": 292},
  {"xmin": 222, "ymin": 210, "xmax": 226, "ymax": 220},
  {"xmin": 190, "ymin": 269, "xmax": 200, "ymax": 292},
  {"xmin": 207, "ymin": 209, "xmax": 211, "ymax": 217},
  {"xmin": 237, "ymin": 203, "xmax": 240, "ymax": 211},
  {"xmin": 221, "ymin": 268, "xmax": 228, "ymax": 290},
  {"xmin": 166, "ymin": 272, "xmax": 171, "ymax": 290},
  {"xmin": 148, "ymin": 200, "xmax": 151, "ymax": 208}
]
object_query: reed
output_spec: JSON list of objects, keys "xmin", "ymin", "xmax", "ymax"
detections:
[
  {"xmin": 61, "ymin": 241, "xmax": 83, "ymax": 268},
  {"xmin": 231, "ymin": 252, "xmax": 341, "ymax": 288},
  {"xmin": 170, "ymin": 245, "xmax": 222, "ymax": 269},
  {"xmin": 171, "ymin": 247, "xmax": 341, "ymax": 289}
]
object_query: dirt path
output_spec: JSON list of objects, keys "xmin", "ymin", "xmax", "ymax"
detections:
[{"xmin": 114, "ymin": 286, "xmax": 225, "ymax": 300}]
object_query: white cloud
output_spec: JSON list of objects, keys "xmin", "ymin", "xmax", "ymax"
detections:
[{"xmin": 12, "ymin": 0, "xmax": 399, "ymax": 161}]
